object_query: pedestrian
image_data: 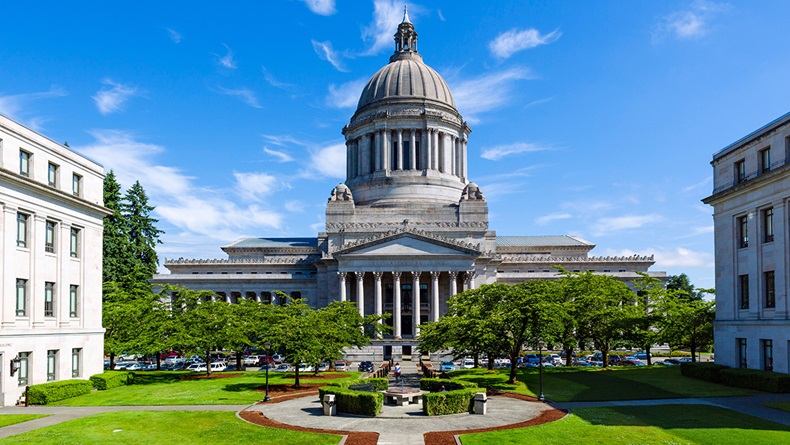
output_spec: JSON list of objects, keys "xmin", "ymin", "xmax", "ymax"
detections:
[{"xmin": 393, "ymin": 362, "xmax": 401, "ymax": 382}]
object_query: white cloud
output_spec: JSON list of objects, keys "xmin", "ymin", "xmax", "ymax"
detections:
[
  {"xmin": 215, "ymin": 43, "xmax": 237, "ymax": 69},
  {"xmin": 92, "ymin": 79, "xmax": 139, "ymax": 115},
  {"xmin": 302, "ymin": 0, "xmax": 336, "ymax": 16},
  {"xmin": 309, "ymin": 143, "xmax": 346, "ymax": 178},
  {"xmin": 592, "ymin": 214, "xmax": 663, "ymax": 236},
  {"xmin": 481, "ymin": 142, "xmax": 551, "ymax": 160},
  {"xmin": 489, "ymin": 28, "xmax": 561, "ymax": 59},
  {"xmin": 326, "ymin": 78, "xmax": 367, "ymax": 108},
  {"xmin": 285, "ymin": 201, "xmax": 306, "ymax": 213},
  {"xmin": 450, "ymin": 68, "xmax": 534, "ymax": 122},
  {"xmin": 262, "ymin": 134, "xmax": 312, "ymax": 148},
  {"xmin": 606, "ymin": 247, "xmax": 714, "ymax": 269},
  {"xmin": 361, "ymin": 0, "xmax": 403, "ymax": 55},
  {"xmin": 264, "ymin": 147, "xmax": 295, "ymax": 162},
  {"xmin": 261, "ymin": 66, "xmax": 294, "ymax": 89},
  {"xmin": 233, "ymin": 171, "xmax": 279, "ymax": 202},
  {"xmin": 536, "ymin": 213, "xmax": 572, "ymax": 225},
  {"xmin": 166, "ymin": 27, "xmax": 182, "ymax": 43},
  {"xmin": 654, "ymin": 1, "xmax": 729, "ymax": 41},
  {"xmin": 0, "ymin": 86, "xmax": 67, "ymax": 129},
  {"xmin": 437, "ymin": 9, "xmax": 445, "ymax": 21},
  {"xmin": 217, "ymin": 87, "xmax": 262, "ymax": 108},
  {"xmin": 311, "ymin": 40, "xmax": 348, "ymax": 72}
]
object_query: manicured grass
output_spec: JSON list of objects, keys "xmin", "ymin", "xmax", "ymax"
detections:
[
  {"xmin": 51, "ymin": 370, "xmax": 361, "ymax": 406},
  {"xmin": 765, "ymin": 402, "xmax": 790, "ymax": 413},
  {"xmin": 449, "ymin": 366, "xmax": 756, "ymax": 402},
  {"xmin": 0, "ymin": 411, "xmax": 339, "ymax": 445},
  {"xmin": 461, "ymin": 404, "xmax": 790, "ymax": 444},
  {"xmin": 0, "ymin": 414, "xmax": 49, "ymax": 428}
]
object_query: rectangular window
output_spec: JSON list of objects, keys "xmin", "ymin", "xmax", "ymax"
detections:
[
  {"xmin": 44, "ymin": 282, "xmax": 55, "ymax": 317},
  {"xmin": 70, "ymin": 228, "xmax": 80, "ymax": 258},
  {"xmin": 72, "ymin": 173, "xmax": 82, "ymax": 196},
  {"xmin": 72, "ymin": 348, "xmax": 81, "ymax": 378},
  {"xmin": 760, "ymin": 147, "xmax": 771, "ymax": 173},
  {"xmin": 17, "ymin": 352, "xmax": 29, "ymax": 386},
  {"xmin": 47, "ymin": 350, "xmax": 58, "ymax": 382},
  {"xmin": 762, "ymin": 339, "xmax": 773, "ymax": 372},
  {"xmin": 48, "ymin": 162, "xmax": 59, "ymax": 186},
  {"xmin": 763, "ymin": 207, "xmax": 774, "ymax": 243},
  {"xmin": 738, "ymin": 338, "xmax": 747, "ymax": 368},
  {"xmin": 735, "ymin": 159, "xmax": 746, "ymax": 184},
  {"xmin": 738, "ymin": 215, "xmax": 748, "ymax": 248},
  {"xmin": 765, "ymin": 271, "xmax": 776, "ymax": 308},
  {"xmin": 69, "ymin": 285, "xmax": 79, "ymax": 318},
  {"xmin": 16, "ymin": 279, "xmax": 27, "ymax": 317},
  {"xmin": 739, "ymin": 274, "xmax": 749, "ymax": 310},
  {"xmin": 17, "ymin": 212, "xmax": 29, "ymax": 247},
  {"xmin": 19, "ymin": 150, "xmax": 31, "ymax": 176},
  {"xmin": 45, "ymin": 220, "xmax": 56, "ymax": 253}
]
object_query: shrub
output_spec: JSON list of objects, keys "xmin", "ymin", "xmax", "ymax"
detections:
[
  {"xmin": 319, "ymin": 386, "xmax": 383, "ymax": 416},
  {"xmin": 27, "ymin": 380, "xmax": 92, "ymax": 405},
  {"xmin": 422, "ymin": 388, "xmax": 479, "ymax": 416},
  {"xmin": 420, "ymin": 377, "xmax": 478, "ymax": 392},
  {"xmin": 720, "ymin": 368, "xmax": 790, "ymax": 393},
  {"xmin": 90, "ymin": 371, "xmax": 134, "ymax": 390},
  {"xmin": 680, "ymin": 362, "xmax": 729, "ymax": 383}
]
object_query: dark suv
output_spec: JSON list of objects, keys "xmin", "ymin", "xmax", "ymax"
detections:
[{"xmin": 358, "ymin": 361, "xmax": 374, "ymax": 372}]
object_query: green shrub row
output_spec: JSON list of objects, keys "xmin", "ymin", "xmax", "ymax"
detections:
[
  {"xmin": 680, "ymin": 362, "xmax": 728, "ymax": 383},
  {"xmin": 419, "ymin": 377, "xmax": 478, "ymax": 392},
  {"xmin": 720, "ymin": 368, "xmax": 790, "ymax": 393},
  {"xmin": 422, "ymin": 388, "xmax": 479, "ymax": 416},
  {"xmin": 319, "ymin": 377, "xmax": 388, "ymax": 395},
  {"xmin": 319, "ymin": 386, "xmax": 383, "ymax": 416},
  {"xmin": 27, "ymin": 380, "xmax": 92, "ymax": 405},
  {"xmin": 90, "ymin": 371, "xmax": 134, "ymax": 390}
]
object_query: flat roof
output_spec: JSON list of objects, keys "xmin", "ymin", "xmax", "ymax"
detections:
[
  {"xmin": 223, "ymin": 237, "xmax": 318, "ymax": 249},
  {"xmin": 713, "ymin": 110, "xmax": 790, "ymax": 161},
  {"xmin": 496, "ymin": 235, "xmax": 593, "ymax": 247}
]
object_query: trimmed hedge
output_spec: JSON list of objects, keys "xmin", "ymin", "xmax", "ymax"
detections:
[
  {"xmin": 720, "ymin": 368, "xmax": 790, "ymax": 393},
  {"xmin": 680, "ymin": 362, "xmax": 728, "ymax": 383},
  {"xmin": 419, "ymin": 377, "xmax": 478, "ymax": 392},
  {"xmin": 319, "ymin": 377, "xmax": 388, "ymax": 397},
  {"xmin": 423, "ymin": 388, "xmax": 479, "ymax": 416},
  {"xmin": 90, "ymin": 371, "xmax": 134, "ymax": 390},
  {"xmin": 319, "ymin": 386, "xmax": 383, "ymax": 416},
  {"xmin": 27, "ymin": 380, "xmax": 92, "ymax": 405}
]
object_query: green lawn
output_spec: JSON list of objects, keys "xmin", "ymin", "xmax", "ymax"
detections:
[
  {"xmin": 0, "ymin": 411, "xmax": 338, "ymax": 445},
  {"xmin": 765, "ymin": 402, "xmax": 790, "ymax": 413},
  {"xmin": 0, "ymin": 415, "xmax": 49, "ymax": 428},
  {"xmin": 449, "ymin": 366, "xmax": 756, "ymax": 402},
  {"xmin": 51, "ymin": 370, "xmax": 361, "ymax": 406},
  {"xmin": 461, "ymin": 404, "xmax": 790, "ymax": 444}
]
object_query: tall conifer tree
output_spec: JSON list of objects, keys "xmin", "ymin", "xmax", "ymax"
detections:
[
  {"xmin": 102, "ymin": 170, "xmax": 135, "ymax": 284},
  {"xmin": 123, "ymin": 180, "xmax": 163, "ymax": 276}
]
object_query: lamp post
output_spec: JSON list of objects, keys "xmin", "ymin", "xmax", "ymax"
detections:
[
  {"xmin": 263, "ymin": 341, "xmax": 271, "ymax": 402},
  {"xmin": 538, "ymin": 339, "xmax": 545, "ymax": 402}
]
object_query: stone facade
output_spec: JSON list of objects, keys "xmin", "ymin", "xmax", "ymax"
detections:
[
  {"xmin": 0, "ymin": 114, "xmax": 108, "ymax": 405},
  {"xmin": 703, "ymin": 111, "xmax": 790, "ymax": 373},
  {"xmin": 153, "ymin": 13, "xmax": 665, "ymax": 362}
]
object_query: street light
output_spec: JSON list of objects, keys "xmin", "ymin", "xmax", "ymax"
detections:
[
  {"xmin": 537, "ymin": 339, "xmax": 545, "ymax": 402},
  {"xmin": 263, "ymin": 341, "xmax": 271, "ymax": 402}
]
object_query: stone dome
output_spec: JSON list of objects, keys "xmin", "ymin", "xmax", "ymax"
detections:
[{"xmin": 357, "ymin": 57, "xmax": 455, "ymax": 110}]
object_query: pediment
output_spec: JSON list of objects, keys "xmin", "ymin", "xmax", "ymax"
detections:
[{"xmin": 333, "ymin": 231, "xmax": 480, "ymax": 258}]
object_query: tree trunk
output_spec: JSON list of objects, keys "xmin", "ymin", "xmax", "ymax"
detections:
[
  {"xmin": 236, "ymin": 351, "xmax": 243, "ymax": 371},
  {"xmin": 156, "ymin": 353, "xmax": 161, "ymax": 370},
  {"xmin": 487, "ymin": 351, "xmax": 495, "ymax": 371},
  {"xmin": 205, "ymin": 350, "xmax": 212, "ymax": 377},
  {"xmin": 474, "ymin": 353, "xmax": 479, "ymax": 368},
  {"xmin": 565, "ymin": 347, "xmax": 573, "ymax": 367},
  {"xmin": 601, "ymin": 343, "xmax": 609, "ymax": 369},
  {"xmin": 691, "ymin": 338, "xmax": 697, "ymax": 362},
  {"xmin": 110, "ymin": 352, "xmax": 116, "ymax": 370},
  {"xmin": 645, "ymin": 345, "xmax": 652, "ymax": 366},
  {"xmin": 294, "ymin": 367, "xmax": 301, "ymax": 388},
  {"xmin": 507, "ymin": 349, "xmax": 519, "ymax": 384}
]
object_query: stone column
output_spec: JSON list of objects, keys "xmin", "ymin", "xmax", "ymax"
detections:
[
  {"xmin": 449, "ymin": 271, "xmax": 458, "ymax": 297},
  {"xmin": 465, "ymin": 270, "xmax": 476, "ymax": 290},
  {"xmin": 382, "ymin": 130, "xmax": 389, "ymax": 171},
  {"xmin": 374, "ymin": 131, "xmax": 381, "ymax": 171},
  {"xmin": 412, "ymin": 271, "xmax": 421, "ymax": 336},
  {"xmin": 774, "ymin": 203, "xmax": 788, "ymax": 318},
  {"xmin": 396, "ymin": 130, "xmax": 403, "ymax": 170},
  {"xmin": 345, "ymin": 141, "xmax": 352, "ymax": 180},
  {"xmin": 355, "ymin": 272, "xmax": 365, "ymax": 317},
  {"xmin": 410, "ymin": 129, "xmax": 417, "ymax": 170},
  {"xmin": 374, "ymin": 272, "xmax": 383, "ymax": 336},
  {"xmin": 450, "ymin": 136, "xmax": 457, "ymax": 176},
  {"xmin": 455, "ymin": 137, "xmax": 461, "ymax": 177},
  {"xmin": 422, "ymin": 129, "xmax": 429, "ymax": 170},
  {"xmin": 338, "ymin": 272, "xmax": 347, "ymax": 302},
  {"xmin": 462, "ymin": 138, "xmax": 468, "ymax": 181},
  {"xmin": 430, "ymin": 271, "xmax": 440, "ymax": 322},
  {"xmin": 433, "ymin": 130, "xmax": 440, "ymax": 171},
  {"xmin": 393, "ymin": 271, "xmax": 402, "ymax": 339}
]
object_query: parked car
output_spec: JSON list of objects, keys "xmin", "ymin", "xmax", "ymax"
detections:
[
  {"xmin": 318, "ymin": 362, "xmax": 329, "ymax": 372},
  {"xmin": 358, "ymin": 361, "xmax": 374, "ymax": 372},
  {"xmin": 574, "ymin": 359, "xmax": 592, "ymax": 367},
  {"xmin": 244, "ymin": 355, "xmax": 262, "ymax": 366},
  {"xmin": 272, "ymin": 354, "xmax": 284, "ymax": 363},
  {"xmin": 547, "ymin": 354, "xmax": 562, "ymax": 365},
  {"xmin": 273, "ymin": 364, "xmax": 292, "ymax": 372},
  {"xmin": 186, "ymin": 363, "xmax": 203, "ymax": 372},
  {"xmin": 440, "ymin": 361, "xmax": 457, "ymax": 372},
  {"xmin": 620, "ymin": 359, "xmax": 646, "ymax": 367},
  {"xmin": 334, "ymin": 362, "xmax": 348, "ymax": 371},
  {"xmin": 461, "ymin": 359, "xmax": 474, "ymax": 369},
  {"xmin": 258, "ymin": 363, "xmax": 276, "ymax": 371},
  {"xmin": 659, "ymin": 358, "xmax": 682, "ymax": 366},
  {"xmin": 209, "ymin": 362, "xmax": 227, "ymax": 372},
  {"xmin": 635, "ymin": 352, "xmax": 652, "ymax": 360},
  {"xmin": 297, "ymin": 363, "xmax": 315, "ymax": 373}
]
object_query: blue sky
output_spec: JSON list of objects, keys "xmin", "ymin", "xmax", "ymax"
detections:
[{"xmin": 3, "ymin": 0, "xmax": 790, "ymax": 289}]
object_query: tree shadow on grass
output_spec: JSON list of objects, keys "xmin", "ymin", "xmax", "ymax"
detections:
[{"xmin": 223, "ymin": 383, "xmax": 265, "ymax": 392}]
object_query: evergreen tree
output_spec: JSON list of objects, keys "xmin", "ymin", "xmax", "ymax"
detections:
[
  {"xmin": 102, "ymin": 170, "xmax": 135, "ymax": 284},
  {"xmin": 123, "ymin": 181, "xmax": 163, "ymax": 276}
]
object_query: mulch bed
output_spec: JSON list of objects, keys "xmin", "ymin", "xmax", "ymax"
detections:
[
  {"xmin": 282, "ymin": 373, "xmax": 349, "ymax": 380},
  {"xmin": 179, "ymin": 373, "xmax": 245, "ymax": 380},
  {"xmin": 239, "ymin": 387, "xmax": 565, "ymax": 445}
]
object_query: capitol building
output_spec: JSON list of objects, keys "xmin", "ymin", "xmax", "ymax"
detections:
[{"xmin": 152, "ymin": 13, "xmax": 665, "ymax": 360}]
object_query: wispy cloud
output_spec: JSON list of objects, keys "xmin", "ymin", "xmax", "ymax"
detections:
[
  {"xmin": 0, "ymin": 86, "xmax": 67, "ymax": 129},
  {"xmin": 683, "ymin": 176, "xmax": 712, "ymax": 193},
  {"xmin": 536, "ymin": 213, "xmax": 572, "ymax": 225},
  {"xmin": 489, "ymin": 28, "xmax": 561, "ymax": 59},
  {"xmin": 166, "ymin": 27, "xmax": 182, "ymax": 43},
  {"xmin": 311, "ymin": 40, "xmax": 348, "ymax": 72},
  {"xmin": 214, "ymin": 43, "xmax": 237, "ymax": 69},
  {"xmin": 285, "ymin": 200, "xmax": 306, "ymax": 213},
  {"xmin": 261, "ymin": 66, "xmax": 294, "ymax": 89},
  {"xmin": 233, "ymin": 171, "xmax": 280, "ymax": 202},
  {"xmin": 451, "ymin": 67, "xmax": 534, "ymax": 122},
  {"xmin": 302, "ymin": 0, "xmax": 336, "ymax": 16},
  {"xmin": 437, "ymin": 9, "xmax": 445, "ymax": 21},
  {"xmin": 606, "ymin": 247, "xmax": 714, "ymax": 269},
  {"xmin": 264, "ymin": 147, "xmax": 295, "ymax": 162},
  {"xmin": 592, "ymin": 214, "xmax": 664, "ymax": 236},
  {"xmin": 92, "ymin": 79, "xmax": 139, "ymax": 115},
  {"xmin": 326, "ymin": 78, "xmax": 367, "ymax": 108},
  {"xmin": 361, "ymin": 0, "xmax": 403, "ymax": 55},
  {"xmin": 481, "ymin": 142, "xmax": 551, "ymax": 160},
  {"xmin": 217, "ymin": 87, "xmax": 262, "ymax": 108},
  {"xmin": 308, "ymin": 142, "xmax": 346, "ymax": 178},
  {"xmin": 654, "ymin": 1, "xmax": 730, "ymax": 41},
  {"xmin": 262, "ymin": 134, "xmax": 313, "ymax": 148}
]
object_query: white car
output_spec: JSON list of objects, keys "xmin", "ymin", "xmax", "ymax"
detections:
[
  {"xmin": 272, "ymin": 354, "xmax": 284, "ymax": 363},
  {"xmin": 273, "ymin": 364, "xmax": 292, "ymax": 372},
  {"xmin": 462, "ymin": 359, "xmax": 474, "ymax": 369},
  {"xmin": 334, "ymin": 362, "xmax": 348, "ymax": 371},
  {"xmin": 186, "ymin": 363, "xmax": 203, "ymax": 372},
  {"xmin": 208, "ymin": 362, "xmax": 227, "ymax": 372},
  {"xmin": 243, "ymin": 355, "xmax": 261, "ymax": 366},
  {"xmin": 297, "ymin": 363, "xmax": 314, "ymax": 372}
]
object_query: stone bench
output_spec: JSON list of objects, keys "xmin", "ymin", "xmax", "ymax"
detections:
[{"xmin": 383, "ymin": 390, "xmax": 423, "ymax": 406}]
